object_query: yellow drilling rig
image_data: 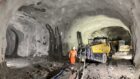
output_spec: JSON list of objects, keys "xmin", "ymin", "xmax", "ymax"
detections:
[{"xmin": 77, "ymin": 31, "xmax": 132, "ymax": 63}]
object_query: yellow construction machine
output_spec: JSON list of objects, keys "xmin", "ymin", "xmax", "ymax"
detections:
[
  {"xmin": 77, "ymin": 31, "xmax": 111, "ymax": 63},
  {"xmin": 77, "ymin": 31, "xmax": 132, "ymax": 63}
]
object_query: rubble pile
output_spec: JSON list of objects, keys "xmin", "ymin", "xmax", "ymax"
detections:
[{"xmin": 6, "ymin": 61, "xmax": 63, "ymax": 79}]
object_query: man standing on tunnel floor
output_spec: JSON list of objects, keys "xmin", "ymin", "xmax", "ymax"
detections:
[{"xmin": 69, "ymin": 47, "xmax": 77, "ymax": 65}]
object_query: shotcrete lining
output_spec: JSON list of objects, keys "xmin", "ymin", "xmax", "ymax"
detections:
[
  {"xmin": 65, "ymin": 15, "xmax": 130, "ymax": 50},
  {"xmin": 92, "ymin": 26, "xmax": 131, "ymax": 42}
]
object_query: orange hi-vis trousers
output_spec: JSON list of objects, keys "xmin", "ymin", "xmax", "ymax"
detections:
[
  {"xmin": 69, "ymin": 50, "xmax": 77, "ymax": 64},
  {"xmin": 70, "ymin": 57, "xmax": 75, "ymax": 64}
]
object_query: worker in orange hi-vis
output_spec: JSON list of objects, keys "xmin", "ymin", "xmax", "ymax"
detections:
[{"xmin": 69, "ymin": 47, "xmax": 77, "ymax": 65}]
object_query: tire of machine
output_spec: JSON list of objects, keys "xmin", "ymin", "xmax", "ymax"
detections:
[{"xmin": 102, "ymin": 53, "xmax": 107, "ymax": 63}]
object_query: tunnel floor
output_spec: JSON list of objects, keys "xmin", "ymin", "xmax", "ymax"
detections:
[
  {"xmin": 6, "ymin": 57, "xmax": 63, "ymax": 79},
  {"xmin": 52, "ymin": 60, "xmax": 135, "ymax": 79},
  {"xmin": 81, "ymin": 60, "xmax": 135, "ymax": 79},
  {"xmin": 5, "ymin": 57, "xmax": 136, "ymax": 79}
]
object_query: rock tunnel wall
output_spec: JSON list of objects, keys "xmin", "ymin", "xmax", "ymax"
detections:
[
  {"xmin": 1, "ymin": 0, "xmax": 140, "ymax": 66},
  {"xmin": 6, "ymin": 26, "xmax": 24, "ymax": 57},
  {"xmin": 7, "ymin": 12, "xmax": 50, "ymax": 57},
  {"xmin": 11, "ymin": 0, "xmax": 133, "ymax": 56},
  {"xmin": 65, "ymin": 15, "xmax": 131, "ymax": 52},
  {"xmin": 91, "ymin": 27, "xmax": 131, "ymax": 42}
]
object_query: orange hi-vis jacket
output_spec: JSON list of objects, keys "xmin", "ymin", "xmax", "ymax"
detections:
[{"xmin": 69, "ymin": 50, "xmax": 77, "ymax": 64}]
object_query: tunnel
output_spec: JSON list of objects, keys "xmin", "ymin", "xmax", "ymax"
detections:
[
  {"xmin": 1, "ymin": 0, "xmax": 140, "ymax": 79},
  {"xmin": 65, "ymin": 15, "xmax": 131, "ymax": 50}
]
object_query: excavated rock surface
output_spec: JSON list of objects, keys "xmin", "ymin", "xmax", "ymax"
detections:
[
  {"xmin": 55, "ymin": 60, "xmax": 135, "ymax": 79},
  {"xmin": 1, "ymin": 0, "xmax": 140, "ymax": 78},
  {"xmin": 6, "ymin": 0, "xmax": 134, "ymax": 58},
  {"xmin": 82, "ymin": 60, "xmax": 135, "ymax": 79}
]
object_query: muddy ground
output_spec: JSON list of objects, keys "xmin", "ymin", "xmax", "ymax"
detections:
[
  {"xmin": 82, "ymin": 60, "xmax": 135, "ymax": 79},
  {"xmin": 3, "ymin": 57, "xmax": 137, "ymax": 79},
  {"xmin": 5, "ymin": 57, "xmax": 64, "ymax": 79},
  {"xmin": 54, "ymin": 60, "xmax": 136, "ymax": 79}
]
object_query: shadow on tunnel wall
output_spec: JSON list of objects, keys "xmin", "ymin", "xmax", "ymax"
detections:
[
  {"xmin": 45, "ymin": 24, "xmax": 63, "ymax": 60},
  {"xmin": 5, "ymin": 26, "xmax": 24, "ymax": 58}
]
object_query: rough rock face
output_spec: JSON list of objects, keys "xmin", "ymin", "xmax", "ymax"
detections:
[
  {"xmin": 82, "ymin": 61, "xmax": 135, "ymax": 79},
  {"xmin": 92, "ymin": 27, "xmax": 131, "ymax": 43},
  {"xmin": 6, "ymin": 0, "xmax": 134, "ymax": 57},
  {"xmin": 1, "ymin": 0, "xmax": 140, "ymax": 66},
  {"xmin": 6, "ymin": 12, "xmax": 49, "ymax": 57}
]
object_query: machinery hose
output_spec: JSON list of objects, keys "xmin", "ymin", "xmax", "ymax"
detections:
[{"xmin": 51, "ymin": 69, "xmax": 64, "ymax": 79}]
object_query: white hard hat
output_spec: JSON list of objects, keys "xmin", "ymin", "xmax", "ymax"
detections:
[{"xmin": 72, "ymin": 46, "xmax": 76, "ymax": 50}]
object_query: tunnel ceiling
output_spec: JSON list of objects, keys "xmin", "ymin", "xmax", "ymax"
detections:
[
  {"xmin": 92, "ymin": 26, "xmax": 131, "ymax": 41},
  {"xmin": 17, "ymin": 0, "xmax": 134, "ymax": 29},
  {"xmin": 65, "ymin": 15, "xmax": 130, "ymax": 50}
]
